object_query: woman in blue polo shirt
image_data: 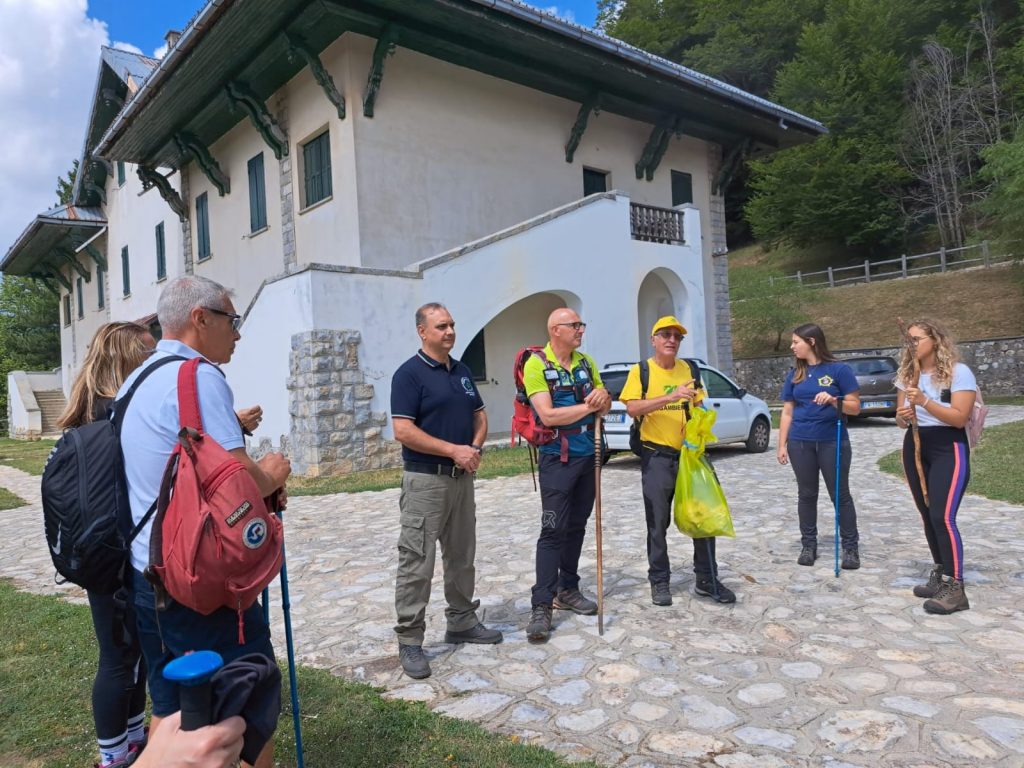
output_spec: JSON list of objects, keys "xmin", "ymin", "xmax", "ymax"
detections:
[{"xmin": 777, "ymin": 323, "xmax": 862, "ymax": 569}]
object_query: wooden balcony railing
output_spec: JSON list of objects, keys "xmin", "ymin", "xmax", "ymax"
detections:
[{"xmin": 630, "ymin": 202, "xmax": 685, "ymax": 245}]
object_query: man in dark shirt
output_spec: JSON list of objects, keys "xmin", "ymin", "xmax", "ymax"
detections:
[{"xmin": 390, "ymin": 302, "xmax": 502, "ymax": 679}]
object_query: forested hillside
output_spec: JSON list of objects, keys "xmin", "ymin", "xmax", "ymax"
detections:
[{"xmin": 600, "ymin": 0, "xmax": 1024, "ymax": 255}]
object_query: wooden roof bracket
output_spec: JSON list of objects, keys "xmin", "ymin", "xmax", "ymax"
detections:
[
  {"xmin": 713, "ymin": 137, "xmax": 753, "ymax": 195},
  {"xmin": 635, "ymin": 115, "xmax": 681, "ymax": 181},
  {"xmin": 363, "ymin": 23, "xmax": 399, "ymax": 118},
  {"xmin": 174, "ymin": 132, "xmax": 230, "ymax": 196},
  {"xmin": 42, "ymin": 264, "xmax": 73, "ymax": 292},
  {"xmin": 226, "ymin": 80, "xmax": 290, "ymax": 159},
  {"xmin": 84, "ymin": 180, "xmax": 107, "ymax": 206},
  {"xmin": 287, "ymin": 31, "xmax": 345, "ymax": 120},
  {"xmin": 55, "ymin": 247, "xmax": 91, "ymax": 282},
  {"xmin": 30, "ymin": 275, "xmax": 62, "ymax": 298},
  {"xmin": 83, "ymin": 243, "xmax": 107, "ymax": 271},
  {"xmin": 564, "ymin": 92, "xmax": 601, "ymax": 163},
  {"xmin": 138, "ymin": 165, "xmax": 188, "ymax": 222}
]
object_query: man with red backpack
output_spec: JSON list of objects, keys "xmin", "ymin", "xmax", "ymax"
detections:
[
  {"xmin": 119, "ymin": 276, "xmax": 290, "ymax": 768},
  {"xmin": 523, "ymin": 308, "xmax": 611, "ymax": 643}
]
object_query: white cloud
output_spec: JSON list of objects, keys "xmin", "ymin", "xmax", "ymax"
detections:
[
  {"xmin": 153, "ymin": 43, "xmax": 169, "ymax": 60},
  {"xmin": 112, "ymin": 41, "xmax": 144, "ymax": 55},
  {"xmin": 0, "ymin": 0, "xmax": 109, "ymax": 256},
  {"xmin": 541, "ymin": 5, "xmax": 576, "ymax": 24}
]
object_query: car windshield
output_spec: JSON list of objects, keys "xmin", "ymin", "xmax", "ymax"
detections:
[
  {"xmin": 847, "ymin": 358, "xmax": 896, "ymax": 376},
  {"xmin": 601, "ymin": 370, "xmax": 629, "ymax": 399}
]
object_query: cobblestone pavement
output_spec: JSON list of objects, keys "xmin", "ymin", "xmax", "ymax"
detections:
[{"xmin": 3, "ymin": 408, "xmax": 1024, "ymax": 767}]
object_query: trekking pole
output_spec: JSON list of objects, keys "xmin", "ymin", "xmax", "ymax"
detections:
[
  {"xmin": 163, "ymin": 650, "xmax": 224, "ymax": 730},
  {"xmin": 833, "ymin": 399, "xmax": 842, "ymax": 578},
  {"xmin": 273, "ymin": 492, "xmax": 306, "ymax": 768},
  {"xmin": 593, "ymin": 417, "xmax": 604, "ymax": 635}
]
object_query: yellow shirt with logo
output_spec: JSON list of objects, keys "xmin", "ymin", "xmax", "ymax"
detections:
[{"xmin": 619, "ymin": 358, "xmax": 704, "ymax": 451}]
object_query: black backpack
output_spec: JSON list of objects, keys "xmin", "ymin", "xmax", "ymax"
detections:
[
  {"xmin": 629, "ymin": 358, "xmax": 702, "ymax": 456},
  {"xmin": 41, "ymin": 355, "xmax": 183, "ymax": 594}
]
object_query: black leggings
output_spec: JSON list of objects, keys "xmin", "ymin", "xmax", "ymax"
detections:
[
  {"xmin": 901, "ymin": 426, "xmax": 970, "ymax": 580},
  {"xmin": 787, "ymin": 439, "xmax": 859, "ymax": 549},
  {"xmin": 87, "ymin": 591, "xmax": 147, "ymax": 740}
]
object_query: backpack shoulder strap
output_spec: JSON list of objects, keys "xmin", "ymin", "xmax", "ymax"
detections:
[
  {"xmin": 177, "ymin": 357, "xmax": 205, "ymax": 431},
  {"xmin": 685, "ymin": 359, "xmax": 702, "ymax": 389},
  {"xmin": 528, "ymin": 348, "xmax": 558, "ymax": 396},
  {"xmin": 110, "ymin": 354, "xmax": 186, "ymax": 433},
  {"xmin": 639, "ymin": 359, "xmax": 650, "ymax": 400}
]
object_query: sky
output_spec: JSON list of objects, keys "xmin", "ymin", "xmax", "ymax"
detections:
[{"xmin": 0, "ymin": 0, "xmax": 599, "ymax": 264}]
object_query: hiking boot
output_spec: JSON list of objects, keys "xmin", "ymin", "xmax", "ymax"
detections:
[
  {"xmin": 651, "ymin": 581, "xmax": 673, "ymax": 607},
  {"xmin": 913, "ymin": 564, "xmax": 944, "ymax": 598},
  {"xmin": 923, "ymin": 578, "xmax": 970, "ymax": 615},
  {"xmin": 398, "ymin": 644, "xmax": 431, "ymax": 679},
  {"xmin": 797, "ymin": 545, "xmax": 817, "ymax": 566},
  {"xmin": 445, "ymin": 623, "xmax": 503, "ymax": 645},
  {"xmin": 694, "ymin": 576, "xmax": 736, "ymax": 604},
  {"xmin": 526, "ymin": 604, "xmax": 552, "ymax": 643},
  {"xmin": 841, "ymin": 548, "xmax": 861, "ymax": 570},
  {"xmin": 553, "ymin": 588, "xmax": 598, "ymax": 615}
]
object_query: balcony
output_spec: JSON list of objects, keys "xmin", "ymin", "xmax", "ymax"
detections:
[{"xmin": 630, "ymin": 202, "xmax": 685, "ymax": 245}]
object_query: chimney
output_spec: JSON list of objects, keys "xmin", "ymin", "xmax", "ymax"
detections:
[{"xmin": 164, "ymin": 29, "xmax": 181, "ymax": 49}]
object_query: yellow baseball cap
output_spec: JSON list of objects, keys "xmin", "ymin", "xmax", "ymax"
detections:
[{"xmin": 651, "ymin": 315, "xmax": 687, "ymax": 336}]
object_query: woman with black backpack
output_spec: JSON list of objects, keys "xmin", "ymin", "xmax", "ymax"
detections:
[{"xmin": 57, "ymin": 321, "xmax": 156, "ymax": 768}]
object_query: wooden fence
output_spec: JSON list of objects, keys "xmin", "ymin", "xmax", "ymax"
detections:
[{"xmin": 768, "ymin": 241, "xmax": 1018, "ymax": 289}]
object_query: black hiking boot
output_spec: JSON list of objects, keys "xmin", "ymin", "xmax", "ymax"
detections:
[
  {"xmin": 526, "ymin": 604, "xmax": 552, "ymax": 643},
  {"xmin": 797, "ymin": 545, "xmax": 817, "ymax": 566},
  {"xmin": 398, "ymin": 644, "xmax": 431, "ymax": 679},
  {"xmin": 651, "ymin": 582, "xmax": 673, "ymax": 606}
]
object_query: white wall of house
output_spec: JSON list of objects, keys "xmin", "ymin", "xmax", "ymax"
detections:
[
  {"xmin": 230, "ymin": 193, "xmax": 705, "ymax": 449},
  {"xmin": 189, "ymin": 119, "xmax": 285, "ymax": 306}
]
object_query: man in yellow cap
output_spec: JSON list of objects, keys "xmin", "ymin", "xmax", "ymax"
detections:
[{"xmin": 619, "ymin": 316, "xmax": 736, "ymax": 606}]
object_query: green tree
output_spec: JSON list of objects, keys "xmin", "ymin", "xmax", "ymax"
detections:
[
  {"xmin": 0, "ymin": 277, "xmax": 62, "ymax": 430},
  {"xmin": 55, "ymin": 159, "xmax": 79, "ymax": 206},
  {"xmin": 730, "ymin": 270, "xmax": 808, "ymax": 355},
  {"xmin": 978, "ymin": 128, "xmax": 1024, "ymax": 242}
]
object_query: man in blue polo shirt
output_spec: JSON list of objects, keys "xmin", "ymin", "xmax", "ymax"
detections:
[{"xmin": 390, "ymin": 302, "xmax": 501, "ymax": 679}]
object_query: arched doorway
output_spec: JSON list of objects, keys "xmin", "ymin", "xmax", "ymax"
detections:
[{"xmin": 637, "ymin": 270, "xmax": 688, "ymax": 357}]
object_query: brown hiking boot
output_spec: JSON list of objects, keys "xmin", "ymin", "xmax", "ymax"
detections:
[
  {"xmin": 923, "ymin": 578, "xmax": 970, "ymax": 615},
  {"xmin": 553, "ymin": 588, "xmax": 598, "ymax": 615},
  {"xmin": 526, "ymin": 604, "xmax": 552, "ymax": 643},
  {"xmin": 913, "ymin": 564, "xmax": 944, "ymax": 598}
]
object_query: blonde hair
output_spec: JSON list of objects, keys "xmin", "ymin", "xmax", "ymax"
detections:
[
  {"xmin": 57, "ymin": 322, "xmax": 154, "ymax": 429},
  {"xmin": 896, "ymin": 318, "xmax": 959, "ymax": 389}
]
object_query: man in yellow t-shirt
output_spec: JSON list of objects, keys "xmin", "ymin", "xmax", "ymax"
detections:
[{"xmin": 619, "ymin": 316, "xmax": 736, "ymax": 607}]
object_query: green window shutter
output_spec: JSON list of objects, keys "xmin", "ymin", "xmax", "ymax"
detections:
[
  {"xmin": 583, "ymin": 168, "xmax": 608, "ymax": 196},
  {"xmin": 117, "ymin": 162, "xmax": 126, "ymax": 186},
  {"xmin": 97, "ymin": 267, "xmax": 105, "ymax": 309},
  {"xmin": 155, "ymin": 221, "xmax": 166, "ymax": 279},
  {"xmin": 76, "ymin": 277, "xmax": 84, "ymax": 319},
  {"xmin": 196, "ymin": 193, "xmax": 211, "ymax": 260},
  {"xmin": 63, "ymin": 295, "xmax": 71, "ymax": 326},
  {"xmin": 303, "ymin": 131, "xmax": 332, "ymax": 206},
  {"xmin": 121, "ymin": 246, "xmax": 130, "ymax": 296},
  {"xmin": 671, "ymin": 170, "xmax": 693, "ymax": 206},
  {"xmin": 247, "ymin": 153, "xmax": 267, "ymax": 232}
]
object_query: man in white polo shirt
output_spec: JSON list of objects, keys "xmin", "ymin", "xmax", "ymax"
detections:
[{"xmin": 118, "ymin": 275, "xmax": 290, "ymax": 768}]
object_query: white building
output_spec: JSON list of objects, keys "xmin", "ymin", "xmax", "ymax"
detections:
[{"xmin": 3, "ymin": 0, "xmax": 823, "ymax": 473}]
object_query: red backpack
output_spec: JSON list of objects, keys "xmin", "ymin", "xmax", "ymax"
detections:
[
  {"xmin": 511, "ymin": 346, "xmax": 558, "ymax": 448},
  {"xmin": 146, "ymin": 358, "xmax": 283, "ymax": 642}
]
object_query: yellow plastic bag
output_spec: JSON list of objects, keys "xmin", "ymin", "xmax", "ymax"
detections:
[{"xmin": 673, "ymin": 407, "xmax": 735, "ymax": 538}]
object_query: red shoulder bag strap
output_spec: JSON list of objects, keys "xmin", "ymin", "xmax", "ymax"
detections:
[{"xmin": 177, "ymin": 357, "xmax": 204, "ymax": 432}]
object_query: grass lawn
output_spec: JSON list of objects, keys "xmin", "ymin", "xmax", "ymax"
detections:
[
  {"xmin": 290, "ymin": 444, "xmax": 534, "ymax": 496},
  {"xmin": 0, "ymin": 580, "xmax": 595, "ymax": 768},
  {"xmin": 0, "ymin": 438, "xmax": 56, "ymax": 476},
  {"xmin": 0, "ymin": 487, "xmax": 28, "ymax": 511},
  {"xmin": 878, "ymin": 419, "xmax": 1024, "ymax": 505}
]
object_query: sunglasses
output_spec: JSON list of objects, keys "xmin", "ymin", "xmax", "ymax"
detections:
[
  {"xmin": 204, "ymin": 306, "xmax": 242, "ymax": 331},
  {"xmin": 655, "ymin": 331, "xmax": 684, "ymax": 341},
  {"xmin": 555, "ymin": 321, "xmax": 587, "ymax": 331}
]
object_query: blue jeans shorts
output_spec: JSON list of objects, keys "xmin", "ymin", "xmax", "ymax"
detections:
[{"xmin": 131, "ymin": 569, "xmax": 276, "ymax": 716}]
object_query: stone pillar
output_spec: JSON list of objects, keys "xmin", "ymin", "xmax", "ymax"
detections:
[
  {"xmin": 707, "ymin": 143, "xmax": 733, "ymax": 375},
  {"xmin": 287, "ymin": 329, "xmax": 401, "ymax": 477},
  {"xmin": 180, "ymin": 164, "xmax": 194, "ymax": 275},
  {"xmin": 276, "ymin": 93, "xmax": 297, "ymax": 270}
]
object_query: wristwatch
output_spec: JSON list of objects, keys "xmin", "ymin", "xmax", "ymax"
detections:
[{"xmin": 471, "ymin": 444, "xmax": 483, "ymax": 454}]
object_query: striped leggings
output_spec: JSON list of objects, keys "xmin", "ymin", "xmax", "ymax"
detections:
[{"xmin": 901, "ymin": 426, "xmax": 970, "ymax": 580}]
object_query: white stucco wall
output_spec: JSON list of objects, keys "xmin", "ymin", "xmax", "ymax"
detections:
[{"xmin": 229, "ymin": 193, "xmax": 704, "ymax": 449}]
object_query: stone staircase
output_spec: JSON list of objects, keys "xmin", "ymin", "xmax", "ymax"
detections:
[{"xmin": 34, "ymin": 390, "xmax": 67, "ymax": 436}]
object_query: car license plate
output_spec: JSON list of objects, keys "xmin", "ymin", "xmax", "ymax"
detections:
[
  {"xmin": 864, "ymin": 401, "xmax": 893, "ymax": 409},
  {"xmin": 605, "ymin": 412, "xmax": 625, "ymax": 424}
]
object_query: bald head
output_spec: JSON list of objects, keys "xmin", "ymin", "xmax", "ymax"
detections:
[
  {"xmin": 547, "ymin": 307, "xmax": 579, "ymax": 333},
  {"xmin": 546, "ymin": 306, "xmax": 585, "ymax": 353}
]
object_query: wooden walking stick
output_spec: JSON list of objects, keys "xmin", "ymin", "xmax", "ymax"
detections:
[
  {"xmin": 593, "ymin": 416, "xmax": 605, "ymax": 635},
  {"xmin": 897, "ymin": 318, "xmax": 929, "ymax": 505}
]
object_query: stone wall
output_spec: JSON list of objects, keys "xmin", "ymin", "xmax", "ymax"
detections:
[
  {"xmin": 707, "ymin": 142, "xmax": 734, "ymax": 375},
  {"xmin": 733, "ymin": 336, "xmax": 1024, "ymax": 403},
  {"xmin": 287, "ymin": 329, "xmax": 401, "ymax": 476}
]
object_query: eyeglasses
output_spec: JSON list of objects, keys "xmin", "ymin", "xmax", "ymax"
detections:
[
  {"xmin": 655, "ymin": 331, "xmax": 684, "ymax": 341},
  {"xmin": 554, "ymin": 321, "xmax": 587, "ymax": 331},
  {"xmin": 204, "ymin": 306, "xmax": 242, "ymax": 331},
  {"xmin": 909, "ymin": 335, "xmax": 930, "ymax": 344}
]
